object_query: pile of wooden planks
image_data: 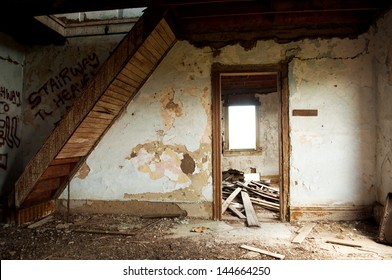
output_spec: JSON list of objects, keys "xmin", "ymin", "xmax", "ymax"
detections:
[{"xmin": 222, "ymin": 176, "xmax": 280, "ymax": 226}]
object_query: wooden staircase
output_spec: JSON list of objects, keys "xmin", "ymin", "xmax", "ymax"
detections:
[{"xmin": 10, "ymin": 8, "xmax": 177, "ymax": 224}]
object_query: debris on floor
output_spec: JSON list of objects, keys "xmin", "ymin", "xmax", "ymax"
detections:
[{"xmin": 222, "ymin": 169, "xmax": 280, "ymax": 226}]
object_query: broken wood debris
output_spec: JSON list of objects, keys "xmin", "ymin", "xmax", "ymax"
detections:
[
  {"xmin": 222, "ymin": 170, "xmax": 280, "ymax": 226},
  {"xmin": 292, "ymin": 223, "xmax": 316, "ymax": 244},
  {"xmin": 27, "ymin": 215, "xmax": 54, "ymax": 229},
  {"xmin": 240, "ymin": 244, "xmax": 285, "ymax": 260},
  {"xmin": 326, "ymin": 240, "xmax": 362, "ymax": 248}
]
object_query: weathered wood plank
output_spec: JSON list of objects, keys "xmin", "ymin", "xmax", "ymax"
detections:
[
  {"xmin": 241, "ymin": 191, "xmax": 259, "ymax": 227},
  {"xmin": 27, "ymin": 215, "xmax": 54, "ymax": 229},
  {"xmin": 240, "ymin": 245, "xmax": 285, "ymax": 260},
  {"xmin": 222, "ymin": 187, "xmax": 242, "ymax": 214},
  {"xmin": 228, "ymin": 205, "xmax": 246, "ymax": 219},
  {"xmin": 160, "ymin": 19, "xmax": 176, "ymax": 42},
  {"xmin": 111, "ymin": 78, "xmax": 139, "ymax": 92},
  {"xmin": 40, "ymin": 164, "xmax": 75, "ymax": 180},
  {"xmin": 88, "ymin": 110, "xmax": 116, "ymax": 120},
  {"xmin": 127, "ymin": 54, "xmax": 153, "ymax": 76},
  {"xmin": 326, "ymin": 240, "xmax": 362, "ymax": 248},
  {"xmin": 51, "ymin": 157, "xmax": 81, "ymax": 165},
  {"xmin": 149, "ymin": 29, "xmax": 169, "ymax": 53},
  {"xmin": 155, "ymin": 20, "xmax": 176, "ymax": 46},
  {"xmin": 95, "ymin": 100, "xmax": 123, "ymax": 113},
  {"xmin": 99, "ymin": 95, "xmax": 127, "ymax": 107},
  {"xmin": 104, "ymin": 89, "xmax": 131, "ymax": 102},
  {"xmin": 292, "ymin": 223, "xmax": 316, "ymax": 244},
  {"xmin": 123, "ymin": 63, "xmax": 148, "ymax": 81},
  {"xmin": 135, "ymin": 48, "xmax": 159, "ymax": 68}
]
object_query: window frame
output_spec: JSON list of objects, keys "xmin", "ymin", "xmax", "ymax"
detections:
[{"xmin": 223, "ymin": 103, "xmax": 262, "ymax": 156}]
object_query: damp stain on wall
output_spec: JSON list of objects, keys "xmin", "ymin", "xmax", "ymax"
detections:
[
  {"xmin": 124, "ymin": 141, "xmax": 211, "ymax": 201},
  {"xmin": 75, "ymin": 162, "xmax": 90, "ymax": 179},
  {"xmin": 160, "ymin": 88, "xmax": 183, "ymax": 131}
]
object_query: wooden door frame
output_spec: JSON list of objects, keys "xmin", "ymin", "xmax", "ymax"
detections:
[{"xmin": 211, "ymin": 63, "xmax": 290, "ymax": 222}]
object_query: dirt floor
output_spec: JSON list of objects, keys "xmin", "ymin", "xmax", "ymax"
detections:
[{"xmin": 1, "ymin": 209, "xmax": 392, "ymax": 260}]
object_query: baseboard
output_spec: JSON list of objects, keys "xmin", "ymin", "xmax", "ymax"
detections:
[
  {"xmin": 56, "ymin": 199, "xmax": 213, "ymax": 219},
  {"xmin": 290, "ymin": 205, "xmax": 374, "ymax": 222}
]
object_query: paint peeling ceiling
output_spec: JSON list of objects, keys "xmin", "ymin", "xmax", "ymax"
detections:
[{"xmin": 2, "ymin": 0, "xmax": 391, "ymax": 47}]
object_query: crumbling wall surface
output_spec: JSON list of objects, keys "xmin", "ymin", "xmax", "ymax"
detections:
[
  {"xmin": 374, "ymin": 9, "xmax": 392, "ymax": 205},
  {"xmin": 0, "ymin": 33, "xmax": 24, "ymax": 200},
  {"xmin": 65, "ymin": 35, "xmax": 376, "ymax": 218},
  {"xmin": 66, "ymin": 42, "xmax": 214, "ymax": 217},
  {"xmin": 22, "ymin": 34, "xmax": 124, "ymax": 168},
  {"xmin": 289, "ymin": 36, "xmax": 376, "ymax": 210}
]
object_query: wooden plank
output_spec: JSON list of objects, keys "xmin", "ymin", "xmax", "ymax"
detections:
[
  {"xmin": 40, "ymin": 164, "xmax": 74, "ymax": 180},
  {"xmin": 125, "ymin": 61, "xmax": 149, "ymax": 82},
  {"xmin": 326, "ymin": 240, "xmax": 362, "ymax": 248},
  {"xmin": 150, "ymin": 29, "xmax": 170, "ymax": 52},
  {"xmin": 17, "ymin": 200, "xmax": 56, "ymax": 225},
  {"xmin": 155, "ymin": 20, "xmax": 176, "ymax": 46},
  {"xmin": 292, "ymin": 223, "xmax": 316, "ymax": 244},
  {"xmin": 128, "ymin": 54, "xmax": 153, "ymax": 75},
  {"xmin": 95, "ymin": 100, "xmax": 123, "ymax": 113},
  {"xmin": 241, "ymin": 191, "xmax": 259, "ymax": 227},
  {"xmin": 160, "ymin": 19, "xmax": 176, "ymax": 42},
  {"xmin": 107, "ymin": 83, "xmax": 136, "ymax": 98},
  {"xmin": 27, "ymin": 215, "xmax": 54, "ymax": 229},
  {"xmin": 138, "ymin": 44, "xmax": 161, "ymax": 62},
  {"xmin": 111, "ymin": 78, "xmax": 139, "ymax": 93},
  {"xmin": 228, "ymin": 205, "xmax": 246, "ymax": 219},
  {"xmin": 249, "ymin": 197, "xmax": 279, "ymax": 208},
  {"xmin": 292, "ymin": 109, "xmax": 318, "ymax": 117},
  {"xmin": 73, "ymin": 229, "xmax": 137, "ymax": 236},
  {"xmin": 83, "ymin": 115, "xmax": 113, "ymax": 125},
  {"xmin": 56, "ymin": 148, "xmax": 91, "ymax": 159},
  {"xmin": 50, "ymin": 157, "xmax": 81, "ymax": 165},
  {"xmin": 88, "ymin": 110, "xmax": 116, "ymax": 120},
  {"xmin": 72, "ymin": 128, "xmax": 106, "ymax": 137},
  {"xmin": 35, "ymin": 178, "xmax": 62, "ymax": 191},
  {"xmin": 104, "ymin": 89, "xmax": 131, "ymax": 103},
  {"xmin": 222, "ymin": 187, "xmax": 242, "ymax": 214},
  {"xmin": 144, "ymin": 33, "xmax": 166, "ymax": 57},
  {"xmin": 99, "ymin": 95, "xmax": 127, "ymax": 107},
  {"xmin": 133, "ymin": 50, "xmax": 156, "ymax": 69},
  {"xmin": 78, "ymin": 121, "xmax": 109, "ymax": 130},
  {"xmin": 118, "ymin": 69, "xmax": 144, "ymax": 87},
  {"xmin": 240, "ymin": 245, "xmax": 285, "ymax": 260}
]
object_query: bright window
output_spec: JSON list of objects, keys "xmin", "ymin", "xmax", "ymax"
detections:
[{"xmin": 228, "ymin": 105, "xmax": 257, "ymax": 150}]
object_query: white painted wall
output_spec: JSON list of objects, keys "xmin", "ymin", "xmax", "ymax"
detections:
[
  {"xmin": 0, "ymin": 33, "xmax": 24, "ymax": 201},
  {"xmin": 66, "ymin": 34, "xmax": 377, "ymax": 217},
  {"xmin": 373, "ymin": 9, "xmax": 392, "ymax": 205}
]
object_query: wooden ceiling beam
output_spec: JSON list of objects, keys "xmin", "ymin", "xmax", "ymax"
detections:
[{"xmin": 174, "ymin": 1, "xmax": 386, "ymax": 19}]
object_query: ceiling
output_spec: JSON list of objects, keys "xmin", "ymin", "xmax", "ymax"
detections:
[{"xmin": 2, "ymin": 0, "xmax": 392, "ymax": 47}]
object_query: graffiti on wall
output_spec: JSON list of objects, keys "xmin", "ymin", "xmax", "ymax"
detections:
[
  {"xmin": 0, "ymin": 87, "xmax": 21, "ymax": 170},
  {"xmin": 28, "ymin": 52, "xmax": 100, "ymax": 121}
]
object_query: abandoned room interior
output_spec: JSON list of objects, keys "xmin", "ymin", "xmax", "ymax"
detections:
[{"xmin": 1, "ymin": 0, "xmax": 392, "ymax": 260}]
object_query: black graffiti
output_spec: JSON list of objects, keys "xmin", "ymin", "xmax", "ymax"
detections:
[
  {"xmin": 0, "ymin": 87, "xmax": 21, "ymax": 107},
  {"xmin": 28, "ymin": 52, "xmax": 100, "ymax": 120},
  {"xmin": 0, "ymin": 153, "xmax": 7, "ymax": 170},
  {"xmin": 0, "ymin": 116, "xmax": 20, "ymax": 149}
]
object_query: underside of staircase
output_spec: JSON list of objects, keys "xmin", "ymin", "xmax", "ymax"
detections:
[{"xmin": 9, "ymin": 8, "xmax": 177, "ymax": 224}]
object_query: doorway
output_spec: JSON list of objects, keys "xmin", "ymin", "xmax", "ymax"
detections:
[{"xmin": 211, "ymin": 63, "xmax": 290, "ymax": 222}]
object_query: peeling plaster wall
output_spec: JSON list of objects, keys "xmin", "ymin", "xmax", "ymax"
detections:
[
  {"xmin": 222, "ymin": 91, "xmax": 280, "ymax": 176},
  {"xmin": 0, "ymin": 33, "xmax": 24, "ymax": 200},
  {"xmin": 65, "ymin": 34, "xmax": 377, "ymax": 218},
  {"xmin": 22, "ymin": 34, "xmax": 125, "ymax": 168},
  {"xmin": 65, "ymin": 42, "xmax": 213, "ymax": 217},
  {"xmin": 373, "ymin": 9, "xmax": 392, "ymax": 205}
]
